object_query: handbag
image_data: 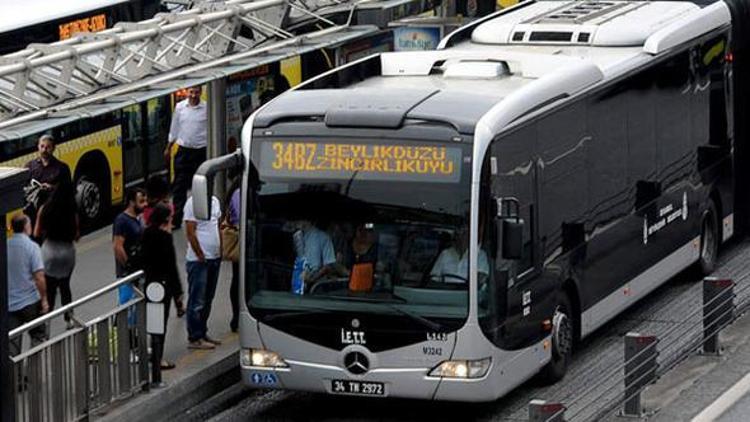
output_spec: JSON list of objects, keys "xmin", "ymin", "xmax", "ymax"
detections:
[{"xmin": 221, "ymin": 222, "xmax": 240, "ymax": 262}]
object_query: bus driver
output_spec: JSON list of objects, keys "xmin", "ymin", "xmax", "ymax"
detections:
[{"xmin": 430, "ymin": 225, "xmax": 490, "ymax": 283}]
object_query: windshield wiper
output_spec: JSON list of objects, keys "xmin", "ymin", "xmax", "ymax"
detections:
[
  {"xmin": 383, "ymin": 303, "xmax": 443, "ymax": 332},
  {"xmin": 318, "ymin": 293, "xmax": 407, "ymax": 304},
  {"xmin": 262, "ymin": 308, "xmax": 332, "ymax": 323},
  {"xmin": 314, "ymin": 293, "xmax": 443, "ymax": 332}
]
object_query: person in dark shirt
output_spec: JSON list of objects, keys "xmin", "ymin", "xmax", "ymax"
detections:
[
  {"xmin": 113, "ymin": 188, "xmax": 147, "ymax": 278},
  {"xmin": 24, "ymin": 134, "xmax": 72, "ymax": 225},
  {"xmin": 142, "ymin": 203, "xmax": 185, "ymax": 387},
  {"xmin": 113, "ymin": 188, "xmax": 147, "ymax": 307}
]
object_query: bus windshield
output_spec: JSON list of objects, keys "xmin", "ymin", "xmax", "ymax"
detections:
[{"xmin": 246, "ymin": 138, "xmax": 474, "ymax": 332}]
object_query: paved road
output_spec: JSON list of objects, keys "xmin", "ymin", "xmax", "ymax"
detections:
[
  {"xmin": 185, "ymin": 237, "xmax": 750, "ymax": 422},
  {"xmin": 66, "ymin": 224, "xmax": 236, "ymax": 364}
]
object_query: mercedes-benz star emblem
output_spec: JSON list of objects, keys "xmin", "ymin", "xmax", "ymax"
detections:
[{"xmin": 344, "ymin": 352, "xmax": 369, "ymax": 375}]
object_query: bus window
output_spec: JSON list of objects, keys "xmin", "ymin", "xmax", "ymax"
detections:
[
  {"xmin": 146, "ymin": 97, "xmax": 170, "ymax": 174},
  {"xmin": 122, "ymin": 104, "xmax": 145, "ymax": 183}
]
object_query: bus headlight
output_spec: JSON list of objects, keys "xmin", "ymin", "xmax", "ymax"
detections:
[
  {"xmin": 240, "ymin": 348, "xmax": 288, "ymax": 368},
  {"xmin": 429, "ymin": 358, "xmax": 491, "ymax": 379}
]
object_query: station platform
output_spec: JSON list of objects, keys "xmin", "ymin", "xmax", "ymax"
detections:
[
  {"xmin": 69, "ymin": 225, "xmax": 241, "ymax": 421},
  {"xmin": 641, "ymin": 300, "xmax": 750, "ymax": 421}
]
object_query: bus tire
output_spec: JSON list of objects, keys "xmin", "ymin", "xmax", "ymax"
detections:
[
  {"xmin": 538, "ymin": 294, "xmax": 574, "ymax": 384},
  {"xmin": 699, "ymin": 200, "xmax": 720, "ymax": 275},
  {"xmin": 76, "ymin": 174, "xmax": 106, "ymax": 227}
]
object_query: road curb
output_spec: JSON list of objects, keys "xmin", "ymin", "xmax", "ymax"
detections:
[{"xmin": 95, "ymin": 345, "xmax": 240, "ymax": 422}]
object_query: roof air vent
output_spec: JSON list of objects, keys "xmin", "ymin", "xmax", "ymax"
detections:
[
  {"xmin": 528, "ymin": 31, "xmax": 574, "ymax": 42},
  {"xmin": 443, "ymin": 61, "xmax": 510, "ymax": 79}
]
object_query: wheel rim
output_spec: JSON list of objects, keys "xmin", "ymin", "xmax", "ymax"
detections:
[
  {"xmin": 701, "ymin": 213, "xmax": 716, "ymax": 267},
  {"xmin": 76, "ymin": 178, "xmax": 101, "ymax": 220},
  {"xmin": 552, "ymin": 307, "xmax": 573, "ymax": 359}
]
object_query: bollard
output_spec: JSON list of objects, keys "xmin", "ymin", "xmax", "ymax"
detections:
[
  {"xmin": 529, "ymin": 399, "xmax": 565, "ymax": 422},
  {"xmin": 622, "ymin": 332, "xmax": 658, "ymax": 417},
  {"xmin": 702, "ymin": 277, "xmax": 734, "ymax": 355}
]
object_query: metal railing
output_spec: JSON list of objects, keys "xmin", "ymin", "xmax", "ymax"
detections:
[
  {"xmin": 9, "ymin": 271, "xmax": 148, "ymax": 422},
  {"xmin": 527, "ymin": 271, "xmax": 747, "ymax": 422}
]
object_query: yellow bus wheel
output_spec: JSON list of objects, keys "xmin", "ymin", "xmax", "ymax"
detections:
[{"xmin": 75, "ymin": 176, "xmax": 103, "ymax": 223}]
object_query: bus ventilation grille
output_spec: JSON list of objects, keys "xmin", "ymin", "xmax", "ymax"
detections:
[{"xmin": 527, "ymin": 1, "xmax": 642, "ymax": 25}]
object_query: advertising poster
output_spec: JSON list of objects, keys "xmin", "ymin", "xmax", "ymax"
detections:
[
  {"xmin": 393, "ymin": 26, "xmax": 441, "ymax": 51},
  {"xmin": 225, "ymin": 56, "xmax": 301, "ymax": 146}
]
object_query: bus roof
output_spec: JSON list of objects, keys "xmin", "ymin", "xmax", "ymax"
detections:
[
  {"xmin": 0, "ymin": 0, "xmax": 130, "ymax": 33},
  {"xmin": 255, "ymin": 0, "xmax": 731, "ymax": 135}
]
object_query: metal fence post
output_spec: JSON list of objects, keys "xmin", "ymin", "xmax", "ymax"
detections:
[
  {"xmin": 703, "ymin": 277, "xmax": 734, "ymax": 355},
  {"xmin": 623, "ymin": 332, "xmax": 658, "ymax": 417},
  {"xmin": 529, "ymin": 399, "xmax": 565, "ymax": 422}
]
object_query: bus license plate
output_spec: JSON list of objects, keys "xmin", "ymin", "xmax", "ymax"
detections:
[{"xmin": 331, "ymin": 379, "xmax": 385, "ymax": 396}]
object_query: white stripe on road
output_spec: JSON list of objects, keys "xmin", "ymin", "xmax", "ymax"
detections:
[{"xmin": 691, "ymin": 371, "xmax": 750, "ymax": 422}]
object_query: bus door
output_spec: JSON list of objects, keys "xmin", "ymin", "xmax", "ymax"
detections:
[
  {"xmin": 484, "ymin": 128, "xmax": 557, "ymax": 350},
  {"xmin": 122, "ymin": 104, "xmax": 145, "ymax": 185},
  {"xmin": 145, "ymin": 97, "xmax": 171, "ymax": 177}
]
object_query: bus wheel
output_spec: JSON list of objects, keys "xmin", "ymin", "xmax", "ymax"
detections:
[
  {"xmin": 539, "ymin": 295, "xmax": 573, "ymax": 384},
  {"xmin": 76, "ymin": 176, "xmax": 103, "ymax": 224},
  {"xmin": 699, "ymin": 201, "xmax": 719, "ymax": 275}
]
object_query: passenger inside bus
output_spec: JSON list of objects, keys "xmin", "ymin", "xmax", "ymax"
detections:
[
  {"xmin": 290, "ymin": 219, "xmax": 336, "ymax": 284},
  {"xmin": 255, "ymin": 214, "xmax": 488, "ymax": 296}
]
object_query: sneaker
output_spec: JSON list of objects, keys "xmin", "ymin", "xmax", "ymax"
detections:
[
  {"xmin": 203, "ymin": 335, "xmax": 222, "ymax": 346},
  {"xmin": 151, "ymin": 381, "xmax": 168, "ymax": 389},
  {"xmin": 160, "ymin": 360, "xmax": 176, "ymax": 370},
  {"xmin": 188, "ymin": 339, "xmax": 215, "ymax": 350}
]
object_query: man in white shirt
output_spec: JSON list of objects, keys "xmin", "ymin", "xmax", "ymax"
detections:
[
  {"xmin": 166, "ymin": 86, "xmax": 208, "ymax": 228},
  {"xmin": 184, "ymin": 195, "xmax": 222, "ymax": 349},
  {"xmin": 430, "ymin": 226, "xmax": 490, "ymax": 283}
]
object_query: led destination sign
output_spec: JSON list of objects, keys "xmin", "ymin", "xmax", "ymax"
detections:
[{"xmin": 259, "ymin": 141, "xmax": 462, "ymax": 183}]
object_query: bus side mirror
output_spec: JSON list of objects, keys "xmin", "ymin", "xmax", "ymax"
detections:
[
  {"xmin": 501, "ymin": 219, "xmax": 524, "ymax": 260},
  {"xmin": 192, "ymin": 151, "xmax": 243, "ymax": 220},
  {"xmin": 192, "ymin": 174, "xmax": 211, "ymax": 220}
]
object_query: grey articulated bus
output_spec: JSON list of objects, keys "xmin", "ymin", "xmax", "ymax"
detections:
[{"xmin": 193, "ymin": 0, "xmax": 750, "ymax": 402}]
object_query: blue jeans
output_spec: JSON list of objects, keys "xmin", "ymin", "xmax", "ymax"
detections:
[{"xmin": 186, "ymin": 259, "xmax": 221, "ymax": 342}]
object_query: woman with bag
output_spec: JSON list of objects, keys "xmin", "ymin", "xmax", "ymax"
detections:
[
  {"xmin": 222, "ymin": 177, "xmax": 241, "ymax": 332},
  {"xmin": 141, "ymin": 203, "xmax": 185, "ymax": 387}
]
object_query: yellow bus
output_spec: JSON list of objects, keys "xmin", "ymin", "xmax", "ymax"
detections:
[{"xmin": 0, "ymin": 28, "xmax": 393, "ymax": 227}]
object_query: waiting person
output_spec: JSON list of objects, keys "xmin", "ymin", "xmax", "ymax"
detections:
[
  {"xmin": 184, "ymin": 194, "xmax": 222, "ymax": 349},
  {"xmin": 8, "ymin": 214, "xmax": 48, "ymax": 356},
  {"xmin": 165, "ymin": 86, "xmax": 207, "ymax": 229},
  {"xmin": 430, "ymin": 225, "xmax": 490, "ymax": 284},
  {"xmin": 225, "ymin": 178, "xmax": 241, "ymax": 332},
  {"xmin": 113, "ymin": 188, "xmax": 147, "ymax": 305},
  {"xmin": 24, "ymin": 134, "xmax": 72, "ymax": 228},
  {"xmin": 143, "ymin": 175, "xmax": 173, "ymax": 227},
  {"xmin": 142, "ymin": 203, "xmax": 185, "ymax": 387},
  {"xmin": 33, "ymin": 182, "xmax": 78, "ymax": 328}
]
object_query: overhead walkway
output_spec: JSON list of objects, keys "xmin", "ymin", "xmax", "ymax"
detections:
[{"xmin": 0, "ymin": 0, "xmax": 381, "ymax": 140}]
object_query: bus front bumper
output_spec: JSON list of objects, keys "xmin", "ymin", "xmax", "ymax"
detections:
[{"xmin": 240, "ymin": 355, "xmax": 541, "ymax": 402}]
